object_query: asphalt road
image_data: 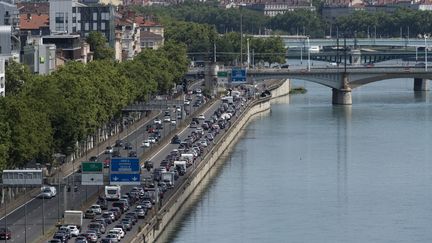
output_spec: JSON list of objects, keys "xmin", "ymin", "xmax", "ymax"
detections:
[{"xmin": 0, "ymin": 82, "xmax": 205, "ymax": 243}]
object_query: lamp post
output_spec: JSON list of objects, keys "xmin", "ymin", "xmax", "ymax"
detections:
[
  {"xmin": 307, "ymin": 36, "xmax": 311, "ymax": 71},
  {"xmin": 425, "ymin": 36, "xmax": 428, "ymax": 71}
]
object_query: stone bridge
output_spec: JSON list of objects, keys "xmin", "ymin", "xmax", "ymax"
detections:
[{"xmin": 248, "ymin": 66, "xmax": 432, "ymax": 105}]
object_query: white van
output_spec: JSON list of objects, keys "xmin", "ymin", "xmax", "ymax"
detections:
[
  {"xmin": 105, "ymin": 185, "xmax": 121, "ymax": 200},
  {"xmin": 41, "ymin": 186, "xmax": 57, "ymax": 197},
  {"xmin": 309, "ymin": 46, "xmax": 320, "ymax": 53}
]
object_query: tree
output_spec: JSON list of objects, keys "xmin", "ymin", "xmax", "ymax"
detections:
[
  {"xmin": 86, "ymin": 31, "xmax": 115, "ymax": 60},
  {"xmin": 5, "ymin": 61, "xmax": 33, "ymax": 96}
]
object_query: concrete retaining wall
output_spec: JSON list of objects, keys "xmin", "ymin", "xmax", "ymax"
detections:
[{"xmin": 131, "ymin": 79, "xmax": 291, "ymax": 243}]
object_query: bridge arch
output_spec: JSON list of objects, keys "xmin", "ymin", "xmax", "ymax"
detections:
[{"xmin": 349, "ymin": 73, "xmax": 432, "ymax": 89}]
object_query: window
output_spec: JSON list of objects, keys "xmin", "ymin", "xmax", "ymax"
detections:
[
  {"xmin": 93, "ymin": 12, "xmax": 97, "ymax": 20},
  {"xmin": 93, "ymin": 22, "xmax": 97, "ymax": 30},
  {"xmin": 85, "ymin": 23, "xmax": 89, "ymax": 31},
  {"xmin": 101, "ymin": 22, "xmax": 105, "ymax": 30},
  {"xmin": 55, "ymin": 12, "xmax": 64, "ymax": 23}
]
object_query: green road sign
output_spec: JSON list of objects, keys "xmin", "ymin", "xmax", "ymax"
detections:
[
  {"xmin": 217, "ymin": 71, "xmax": 228, "ymax": 77},
  {"xmin": 82, "ymin": 162, "xmax": 103, "ymax": 173}
]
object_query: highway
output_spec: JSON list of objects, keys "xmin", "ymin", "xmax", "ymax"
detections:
[{"xmin": 0, "ymin": 82, "xmax": 205, "ymax": 243}]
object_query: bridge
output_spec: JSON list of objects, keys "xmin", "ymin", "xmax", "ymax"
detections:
[
  {"xmin": 187, "ymin": 65, "xmax": 432, "ymax": 105},
  {"xmin": 248, "ymin": 66, "xmax": 432, "ymax": 105},
  {"xmin": 273, "ymin": 36, "xmax": 430, "ymax": 48}
]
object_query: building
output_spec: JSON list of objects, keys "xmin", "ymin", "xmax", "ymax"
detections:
[
  {"xmin": 0, "ymin": 1, "xmax": 19, "ymax": 29},
  {"xmin": 248, "ymin": 0, "xmax": 316, "ymax": 16},
  {"xmin": 42, "ymin": 34, "xmax": 92, "ymax": 63},
  {"xmin": 49, "ymin": 0, "xmax": 115, "ymax": 46},
  {"xmin": 115, "ymin": 17, "xmax": 140, "ymax": 60},
  {"xmin": 140, "ymin": 30, "xmax": 163, "ymax": 49},
  {"xmin": 22, "ymin": 42, "xmax": 56, "ymax": 74}
]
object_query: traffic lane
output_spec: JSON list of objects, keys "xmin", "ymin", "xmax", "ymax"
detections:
[{"xmin": 144, "ymin": 100, "xmax": 222, "ymax": 171}]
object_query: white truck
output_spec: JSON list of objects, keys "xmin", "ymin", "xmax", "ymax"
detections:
[
  {"xmin": 161, "ymin": 172, "xmax": 175, "ymax": 189},
  {"xmin": 63, "ymin": 210, "xmax": 83, "ymax": 229},
  {"xmin": 105, "ymin": 185, "xmax": 121, "ymax": 200},
  {"xmin": 222, "ymin": 96, "xmax": 234, "ymax": 104},
  {"xmin": 180, "ymin": 154, "xmax": 194, "ymax": 167}
]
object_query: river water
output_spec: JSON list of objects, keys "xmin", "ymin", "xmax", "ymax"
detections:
[{"xmin": 165, "ymin": 77, "xmax": 432, "ymax": 243}]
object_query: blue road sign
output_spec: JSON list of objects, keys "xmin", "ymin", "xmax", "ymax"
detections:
[
  {"xmin": 231, "ymin": 68, "xmax": 247, "ymax": 83},
  {"xmin": 111, "ymin": 158, "xmax": 140, "ymax": 173},
  {"xmin": 110, "ymin": 173, "xmax": 141, "ymax": 185}
]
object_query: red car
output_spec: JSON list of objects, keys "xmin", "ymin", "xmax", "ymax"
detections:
[{"xmin": 0, "ymin": 228, "xmax": 11, "ymax": 240}]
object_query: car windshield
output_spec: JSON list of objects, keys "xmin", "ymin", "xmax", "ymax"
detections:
[{"xmin": 107, "ymin": 190, "xmax": 117, "ymax": 194}]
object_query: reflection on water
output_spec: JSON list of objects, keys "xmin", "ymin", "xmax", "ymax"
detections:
[{"xmin": 167, "ymin": 78, "xmax": 432, "ymax": 243}]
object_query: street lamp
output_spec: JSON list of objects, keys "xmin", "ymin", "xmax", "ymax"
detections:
[
  {"xmin": 307, "ymin": 36, "xmax": 311, "ymax": 71},
  {"xmin": 424, "ymin": 35, "xmax": 428, "ymax": 71}
]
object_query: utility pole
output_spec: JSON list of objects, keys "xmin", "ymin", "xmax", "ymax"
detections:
[{"xmin": 240, "ymin": 11, "xmax": 243, "ymax": 66}]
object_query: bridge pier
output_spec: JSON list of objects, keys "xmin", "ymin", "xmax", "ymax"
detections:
[
  {"xmin": 414, "ymin": 78, "xmax": 429, "ymax": 91},
  {"xmin": 332, "ymin": 88, "xmax": 352, "ymax": 105}
]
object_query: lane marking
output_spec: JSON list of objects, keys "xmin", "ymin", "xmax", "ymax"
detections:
[{"xmin": 149, "ymin": 101, "xmax": 218, "ymax": 161}]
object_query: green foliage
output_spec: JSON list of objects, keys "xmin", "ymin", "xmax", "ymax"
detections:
[
  {"xmin": 0, "ymin": 41, "xmax": 189, "ymax": 168},
  {"xmin": 86, "ymin": 31, "xmax": 115, "ymax": 60},
  {"xmin": 268, "ymin": 10, "xmax": 327, "ymax": 38},
  {"xmin": 5, "ymin": 61, "xmax": 33, "ymax": 96},
  {"xmin": 166, "ymin": 21, "xmax": 218, "ymax": 53}
]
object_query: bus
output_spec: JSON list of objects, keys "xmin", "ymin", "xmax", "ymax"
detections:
[{"xmin": 105, "ymin": 185, "xmax": 121, "ymax": 200}]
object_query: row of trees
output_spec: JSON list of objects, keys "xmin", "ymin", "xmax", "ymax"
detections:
[
  {"xmin": 0, "ymin": 39, "xmax": 188, "ymax": 170},
  {"xmin": 134, "ymin": 1, "xmax": 432, "ymax": 38},
  {"xmin": 164, "ymin": 20, "xmax": 286, "ymax": 64}
]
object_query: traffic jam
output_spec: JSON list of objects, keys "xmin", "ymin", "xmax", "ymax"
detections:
[{"xmin": 46, "ymin": 87, "xmax": 250, "ymax": 243}]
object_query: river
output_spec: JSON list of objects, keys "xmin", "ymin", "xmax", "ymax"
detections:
[{"xmin": 163, "ymin": 77, "xmax": 432, "ymax": 243}]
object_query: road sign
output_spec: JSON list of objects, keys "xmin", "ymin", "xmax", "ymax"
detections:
[
  {"xmin": 111, "ymin": 158, "xmax": 140, "ymax": 173},
  {"xmin": 110, "ymin": 173, "xmax": 141, "ymax": 185},
  {"xmin": 231, "ymin": 68, "xmax": 247, "ymax": 83},
  {"xmin": 82, "ymin": 162, "xmax": 103, "ymax": 173},
  {"xmin": 2, "ymin": 169, "xmax": 43, "ymax": 186},
  {"xmin": 81, "ymin": 173, "xmax": 104, "ymax": 185}
]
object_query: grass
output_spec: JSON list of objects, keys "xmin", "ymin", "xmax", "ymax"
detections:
[{"xmin": 289, "ymin": 87, "xmax": 307, "ymax": 94}]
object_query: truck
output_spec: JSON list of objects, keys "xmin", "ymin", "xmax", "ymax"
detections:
[
  {"xmin": 161, "ymin": 172, "xmax": 175, "ymax": 189},
  {"xmin": 105, "ymin": 185, "xmax": 121, "ymax": 200},
  {"xmin": 180, "ymin": 154, "xmax": 195, "ymax": 167},
  {"xmin": 222, "ymin": 96, "xmax": 234, "ymax": 105},
  {"xmin": 63, "ymin": 210, "xmax": 83, "ymax": 229},
  {"xmin": 174, "ymin": 161, "xmax": 187, "ymax": 175}
]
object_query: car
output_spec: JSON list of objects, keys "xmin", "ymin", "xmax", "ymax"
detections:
[
  {"xmin": 176, "ymin": 106, "xmax": 181, "ymax": 112},
  {"xmin": 189, "ymin": 122, "xmax": 197, "ymax": 128},
  {"xmin": 141, "ymin": 140, "xmax": 151, "ymax": 148},
  {"xmin": 114, "ymin": 140, "xmax": 123, "ymax": 147},
  {"xmin": 37, "ymin": 191, "xmax": 53, "ymax": 199},
  {"xmin": 135, "ymin": 208, "xmax": 146, "ymax": 218},
  {"xmin": 415, "ymin": 62, "xmax": 426, "ymax": 67},
  {"xmin": 128, "ymin": 150, "xmax": 137, "ymax": 157},
  {"xmin": 141, "ymin": 200, "xmax": 152, "ymax": 209},
  {"xmin": 56, "ymin": 228, "xmax": 71, "ymax": 239},
  {"xmin": 143, "ymin": 160, "xmax": 153, "ymax": 171},
  {"xmin": 184, "ymin": 100, "xmax": 190, "ymax": 105},
  {"xmin": 171, "ymin": 135, "xmax": 181, "ymax": 144},
  {"xmin": 0, "ymin": 228, "xmax": 11, "ymax": 240},
  {"xmin": 102, "ymin": 211, "xmax": 115, "ymax": 221},
  {"xmin": 200, "ymin": 140, "xmax": 208, "ymax": 147},
  {"xmin": 171, "ymin": 120, "xmax": 177, "ymax": 126},
  {"xmin": 84, "ymin": 209, "xmax": 96, "ymax": 219},
  {"xmin": 53, "ymin": 232, "xmax": 68, "ymax": 243},
  {"xmin": 74, "ymin": 236, "xmax": 89, "ymax": 243},
  {"xmin": 82, "ymin": 232, "xmax": 97, "ymax": 243},
  {"xmin": 148, "ymin": 137, "xmax": 156, "ymax": 144},
  {"xmin": 92, "ymin": 218, "xmax": 108, "ymax": 227},
  {"xmin": 163, "ymin": 116, "xmax": 171, "ymax": 122},
  {"xmin": 198, "ymin": 114, "xmax": 205, "ymax": 120},
  {"xmin": 153, "ymin": 118, "xmax": 162, "ymax": 124},
  {"xmin": 104, "ymin": 146, "xmax": 113, "ymax": 154},
  {"xmin": 63, "ymin": 225, "xmax": 80, "ymax": 237},
  {"xmin": 100, "ymin": 239, "xmax": 114, "ymax": 243},
  {"xmin": 109, "ymin": 207, "xmax": 122, "ymax": 220},
  {"xmin": 88, "ymin": 223, "xmax": 105, "ymax": 235},
  {"xmin": 90, "ymin": 204, "xmax": 102, "ymax": 214},
  {"xmin": 124, "ymin": 142, "xmax": 133, "ymax": 150},
  {"xmin": 47, "ymin": 240, "xmax": 62, "ymax": 243},
  {"xmin": 103, "ymin": 157, "xmax": 110, "ymax": 168},
  {"xmin": 112, "ymin": 150, "xmax": 120, "ymax": 157},
  {"xmin": 364, "ymin": 62, "xmax": 374, "ymax": 68},
  {"xmin": 107, "ymin": 231, "xmax": 121, "ymax": 240},
  {"xmin": 104, "ymin": 234, "xmax": 119, "ymax": 242},
  {"xmin": 89, "ymin": 156, "xmax": 98, "ymax": 162},
  {"xmin": 111, "ymin": 228, "xmax": 125, "ymax": 238}
]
